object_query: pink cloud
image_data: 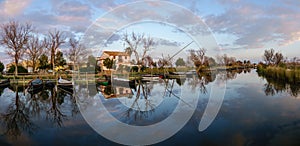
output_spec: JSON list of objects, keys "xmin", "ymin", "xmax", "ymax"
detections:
[{"xmin": 2, "ymin": 0, "xmax": 32, "ymax": 16}]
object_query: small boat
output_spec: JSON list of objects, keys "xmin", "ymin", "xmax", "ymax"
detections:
[
  {"xmin": 0, "ymin": 79, "xmax": 10, "ymax": 88},
  {"xmin": 27, "ymin": 78, "xmax": 43, "ymax": 93},
  {"xmin": 99, "ymin": 81, "xmax": 109, "ymax": 86},
  {"xmin": 112, "ymin": 78, "xmax": 135, "ymax": 88},
  {"xmin": 44, "ymin": 80, "xmax": 56, "ymax": 89},
  {"xmin": 57, "ymin": 77, "xmax": 73, "ymax": 92},
  {"xmin": 142, "ymin": 75, "xmax": 161, "ymax": 81},
  {"xmin": 96, "ymin": 78, "xmax": 110, "ymax": 86}
]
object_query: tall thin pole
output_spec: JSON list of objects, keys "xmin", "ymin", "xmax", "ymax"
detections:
[{"xmin": 169, "ymin": 41, "xmax": 194, "ymax": 60}]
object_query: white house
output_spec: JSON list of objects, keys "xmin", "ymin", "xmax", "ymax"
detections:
[{"xmin": 97, "ymin": 51, "xmax": 131, "ymax": 71}]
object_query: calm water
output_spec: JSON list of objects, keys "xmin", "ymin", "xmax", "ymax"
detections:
[{"xmin": 0, "ymin": 69, "xmax": 300, "ymax": 145}]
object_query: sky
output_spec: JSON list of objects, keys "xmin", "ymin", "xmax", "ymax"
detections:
[{"xmin": 0, "ymin": 0, "xmax": 299, "ymax": 65}]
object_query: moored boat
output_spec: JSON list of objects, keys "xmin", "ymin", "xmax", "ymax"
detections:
[
  {"xmin": 112, "ymin": 78, "xmax": 135, "ymax": 88},
  {"xmin": 27, "ymin": 78, "xmax": 43, "ymax": 93},
  {"xmin": 57, "ymin": 77, "xmax": 73, "ymax": 92},
  {"xmin": 142, "ymin": 75, "xmax": 161, "ymax": 81},
  {"xmin": 0, "ymin": 79, "xmax": 10, "ymax": 88}
]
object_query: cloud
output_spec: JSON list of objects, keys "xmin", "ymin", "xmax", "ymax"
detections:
[
  {"xmin": 205, "ymin": 0, "xmax": 300, "ymax": 49},
  {"xmin": 155, "ymin": 38, "xmax": 181, "ymax": 47},
  {"xmin": 1, "ymin": 0, "xmax": 32, "ymax": 16}
]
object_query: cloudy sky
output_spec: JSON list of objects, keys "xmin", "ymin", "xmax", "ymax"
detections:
[{"xmin": 0, "ymin": 0, "xmax": 299, "ymax": 64}]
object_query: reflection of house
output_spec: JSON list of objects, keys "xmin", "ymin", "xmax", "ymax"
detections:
[
  {"xmin": 98, "ymin": 85, "xmax": 133, "ymax": 99},
  {"xmin": 97, "ymin": 51, "xmax": 131, "ymax": 71}
]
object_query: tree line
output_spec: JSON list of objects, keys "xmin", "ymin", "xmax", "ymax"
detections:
[
  {"xmin": 0, "ymin": 20, "xmax": 91, "ymax": 75},
  {"xmin": 261, "ymin": 48, "xmax": 299, "ymax": 69}
]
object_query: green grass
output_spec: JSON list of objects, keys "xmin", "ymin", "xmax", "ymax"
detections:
[{"xmin": 257, "ymin": 65, "xmax": 300, "ymax": 83}]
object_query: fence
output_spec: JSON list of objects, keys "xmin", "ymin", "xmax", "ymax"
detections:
[{"xmin": 3, "ymin": 72, "xmax": 104, "ymax": 84}]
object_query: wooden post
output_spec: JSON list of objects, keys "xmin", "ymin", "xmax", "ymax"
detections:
[{"xmin": 85, "ymin": 72, "xmax": 88, "ymax": 85}]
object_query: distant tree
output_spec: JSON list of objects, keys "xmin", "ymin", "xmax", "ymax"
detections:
[
  {"xmin": 7, "ymin": 65, "xmax": 28, "ymax": 74},
  {"xmin": 0, "ymin": 21, "xmax": 33, "ymax": 76},
  {"xmin": 247, "ymin": 60, "xmax": 251, "ymax": 64},
  {"xmin": 188, "ymin": 48, "xmax": 206, "ymax": 68},
  {"xmin": 25, "ymin": 35, "xmax": 45, "ymax": 72},
  {"xmin": 157, "ymin": 55, "xmax": 172, "ymax": 68},
  {"xmin": 217, "ymin": 54, "xmax": 236, "ymax": 66},
  {"xmin": 87, "ymin": 55, "xmax": 96, "ymax": 67},
  {"xmin": 273, "ymin": 52, "xmax": 283, "ymax": 66},
  {"xmin": 0, "ymin": 61, "xmax": 4, "ymax": 73},
  {"xmin": 103, "ymin": 58, "xmax": 113, "ymax": 70},
  {"xmin": 55, "ymin": 51, "xmax": 66, "ymax": 67},
  {"xmin": 143, "ymin": 55, "xmax": 154, "ymax": 67},
  {"xmin": 263, "ymin": 48, "xmax": 275, "ymax": 65},
  {"xmin": 45, "ymin": 30, "xmax": 65, "ymax": 72},
  {"xmin": 38, "ymin": 54, "xmax": 50, "ymax": 70},
  {"xmin": 67, "ymin": 38, "xmax": 88, "ymax": 70},
  {"xmin": 292, "ymin": 57, "xmax": 298, "ymax": 70},
  {"xmin": 204, "ymin": 57, "xmax": 217, "ymax": 67},
  {"xmin": 175, "ymin": 57, "xmax": 186, "ymax": 67}
]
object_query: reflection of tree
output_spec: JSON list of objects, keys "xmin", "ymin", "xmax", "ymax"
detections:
[
  {"xmin": 26, "ymin": 90, "xmax": 49, "ymax": 118},
  {"xmin": 46, "ymin": 87, "xmax": 66, "ymax": 127},
  {"xmin": 122, "ymin": 80, "xmax": 156, "ymax": 121},
  {"xmin": 264, "ymin": 83, "xmax": 276, "ymax": 96},
  {"xmin": 0, "ymin": 85, "xmax": 36, "ymax": 139},
  {"xmin": 258, "ymin": 71, "xmax": 300, "ymax": 97},
  {"xmin": 0, "ymin": 87, "xmax": 6, "ymax": 96},
  {"xmin": 187, "ymin": 71, "xmax": 217, "ymax": 93}
]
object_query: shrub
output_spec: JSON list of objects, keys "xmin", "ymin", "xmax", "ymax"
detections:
[{"xmin": 7, "ymin": 65, "xmax": 28, "ymax": 74}]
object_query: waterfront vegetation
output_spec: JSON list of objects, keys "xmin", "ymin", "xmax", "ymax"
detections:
[{"xmin": 0, "ymin": 21, "xmax": 299, "ymax": 90}]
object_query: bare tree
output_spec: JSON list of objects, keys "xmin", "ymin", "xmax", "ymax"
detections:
[
  {"xmin": 25, "ymin": 35, "xmax": 46, "ymax": 72},
  {"xmin": 67, "ymin": 38, "xmax": 88, "ymax": 71},
  {"xmin": 141, "ymin": 36, "xmax": 154, "ymax": 63},
  {"xmin": 216, "ymin": 54, "xmax": 236, "ymax": 66},
  {"xmin": 123, "ymin": 32, "xmax": 154, "ymax": 72},
  {"xmin": 0, "ymin": 21, "xmax": 33, "ymax": 76},
  {"xmin": 273, "ymin": 52, "xmax": 283, "ymax": 66},
  {"xmin": 123, "ymin": 32, "xmax": 144, "ymax": 65},
  {"xmin": 263, "ymin": 48, "xmax": 274, "ymax": 65},
  {"xmin": 45, "ymin": 30, "xmax": 65, "ymax": 73},
  {"xmin": 157, "ymin": 54, "xmax": 172, "ymax": 68},
  {"xmin": 188, "ymin": 48, "xmax": 206, "ymax": 69}
]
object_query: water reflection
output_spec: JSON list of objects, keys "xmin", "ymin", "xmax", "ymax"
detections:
[
  {"xmin": 0, "ymin": 83, "xmax": 82, "ymax": 140},
  {"xmin": 97, "ymin": 69, "xmax": 247, "ymax": 126},
  {"xmin": 258, "ymin": 70, "xmax": 300, "ymax": 97},
  {"xmin": 0, "ymin": 68, "xmax": 299, "ymax": 145},
  {"xmin": 0, "ymin": 84, "xmax": 37, "ymax": 140}
]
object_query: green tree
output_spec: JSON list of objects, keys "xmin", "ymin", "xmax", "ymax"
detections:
[
  {"xmin": 0, "ymin": 61, "xmax": 4, "ymax": 73},
  {"xmin": 103, "ymin": 58, "xmax": 113, "ymax": 70},
  {"xmin": 87, "ymin": 55, "xmax": 96, "ymax": 67},
  {"xmin": 8, "ymin": 65, "xmax": 28, "ymax": 74},
  {"xmin": 175, "ymin": 57, "xmax": 186, "ymax": 67},
  {"xmin": 38, "ymin": 53, "xmax": 50, "ymax": 70},
  {"xmin": 55, "ymin": 51, "xmax": 66, "ymax": 67}
]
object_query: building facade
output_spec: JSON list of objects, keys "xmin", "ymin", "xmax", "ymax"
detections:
[{"xmin": 97, "ymin": 51, "xmax": 131, "ymax": 71}]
